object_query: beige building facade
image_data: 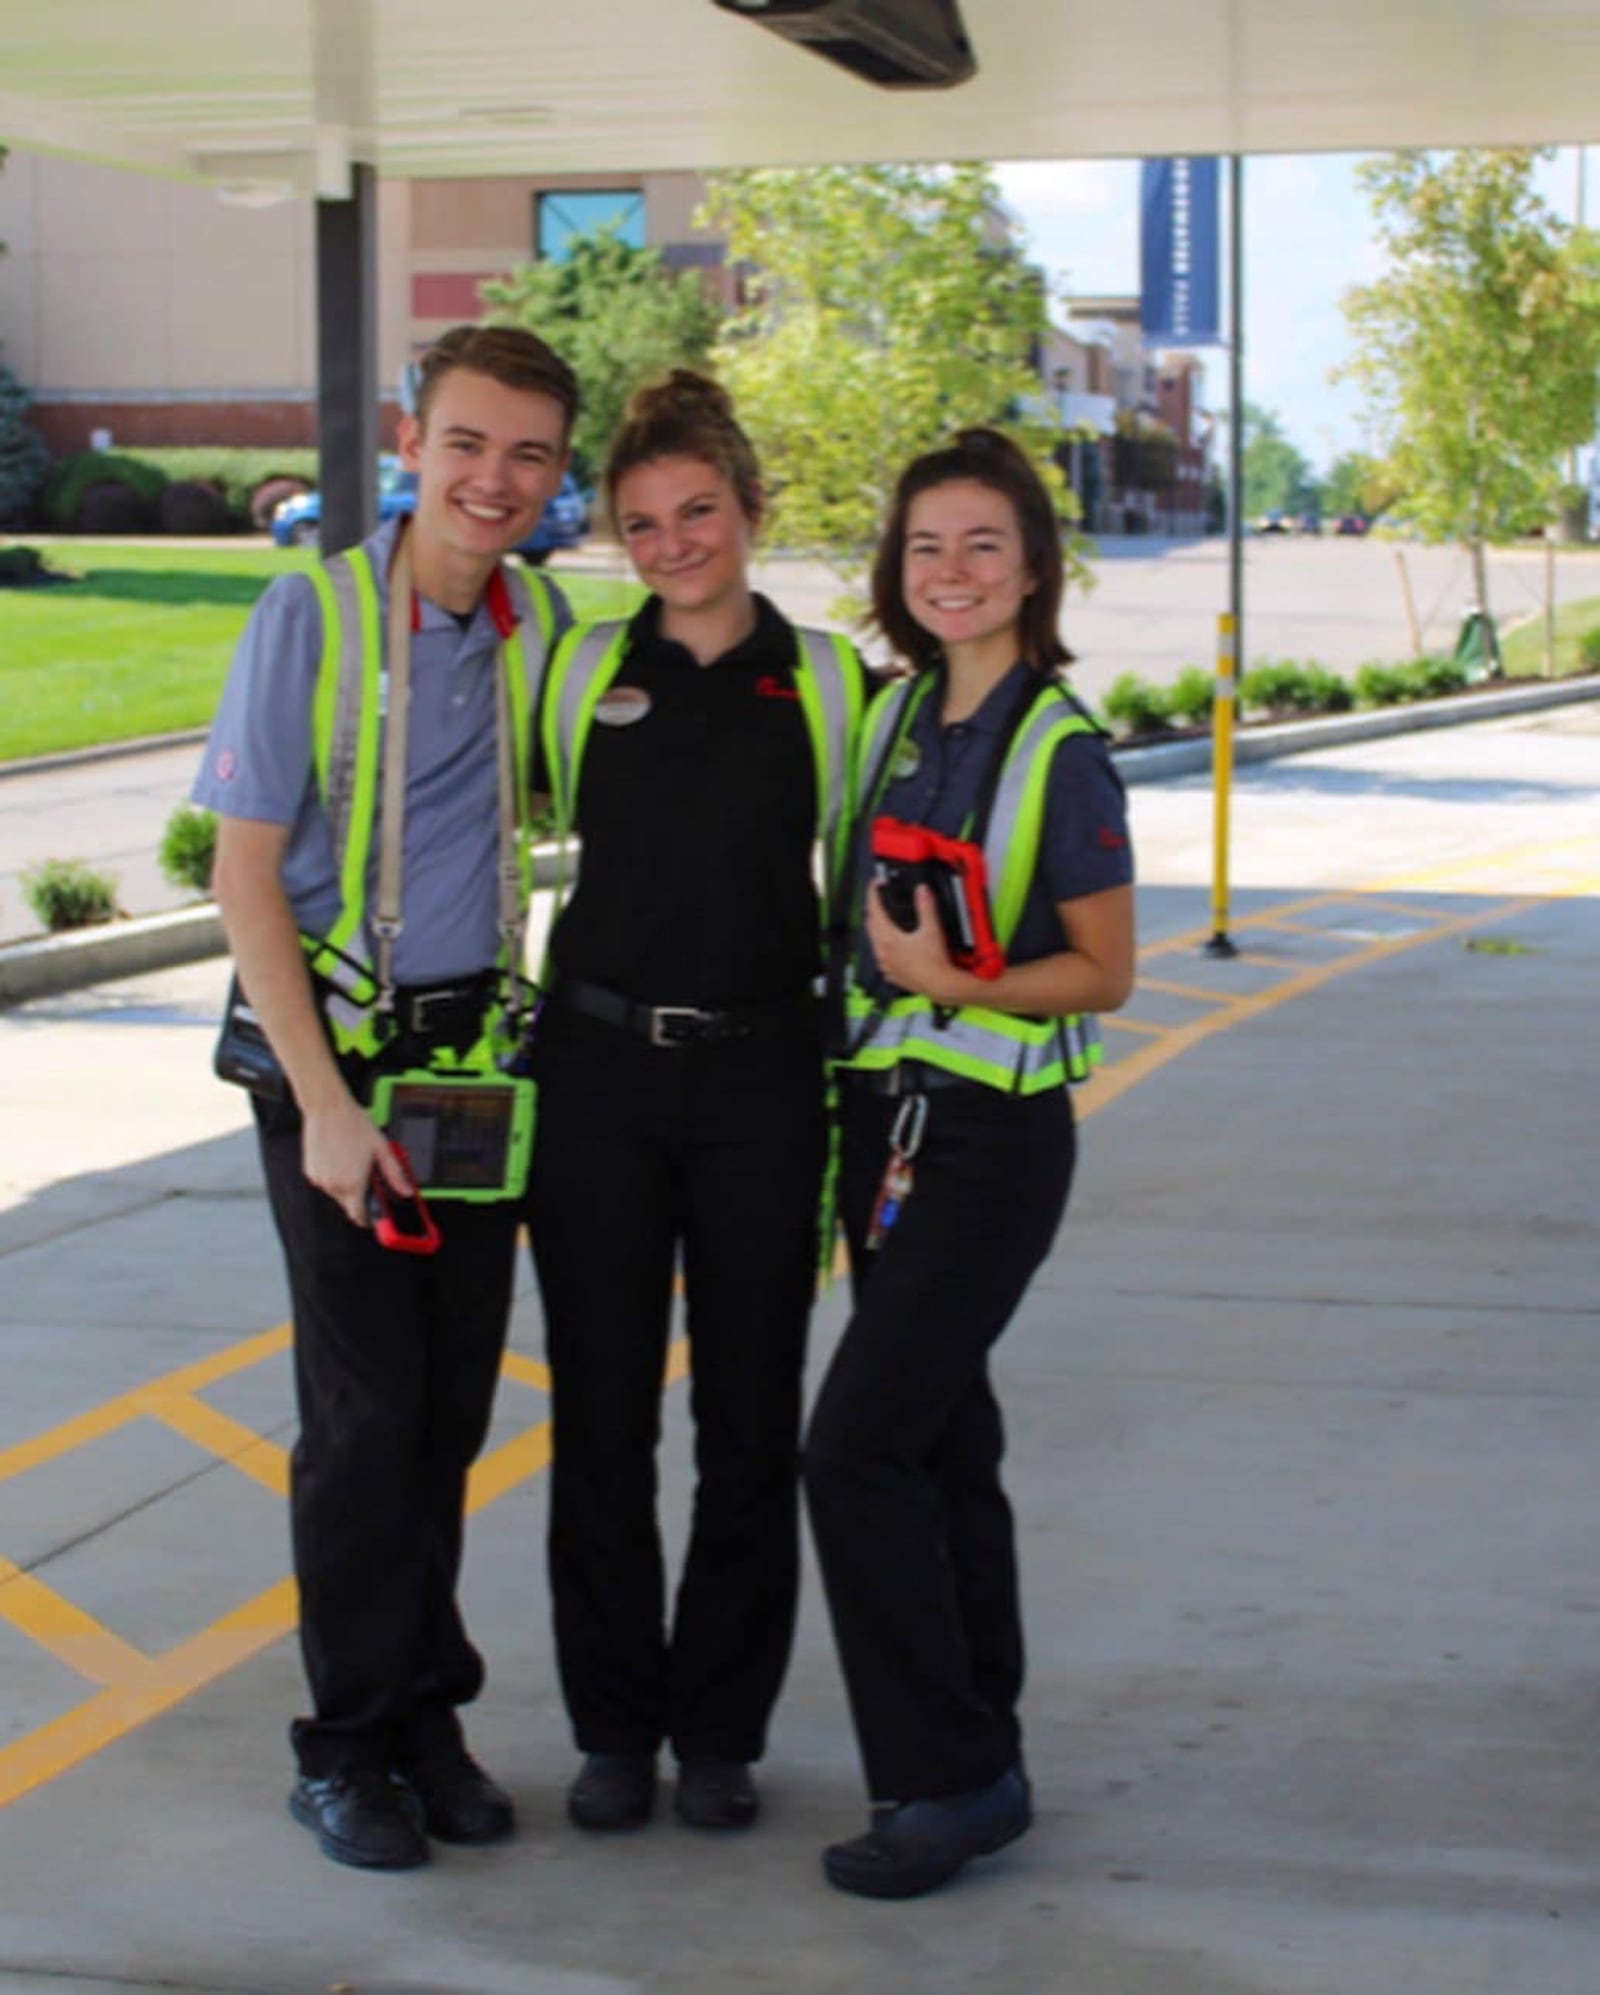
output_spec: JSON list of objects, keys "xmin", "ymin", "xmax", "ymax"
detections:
[{"xmin": 0, "ymin": 150, "xmax": 720, "ymax": 453}]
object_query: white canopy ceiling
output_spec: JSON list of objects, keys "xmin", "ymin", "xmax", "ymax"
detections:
[{"xmin": 2, "ymin": 0, "xmax": 1599, "ymax": 198}]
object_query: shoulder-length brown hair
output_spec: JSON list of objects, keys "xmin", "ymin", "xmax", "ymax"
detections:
[{"xmin": 870, "ymin": 428, "xmax": 1071, "ymax": 672}]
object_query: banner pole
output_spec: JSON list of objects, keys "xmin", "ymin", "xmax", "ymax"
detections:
[{"xmin": 1205, "ymin": 151, "xmax": 1244, "ymax": 961}]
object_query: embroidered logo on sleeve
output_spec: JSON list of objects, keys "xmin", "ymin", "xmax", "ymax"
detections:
[
  {"xmin": 1096, "ymin": 825, "xmax": 1127, "ymax": 849},
  {"xmin": 216, "ymin": 748, "xmax": 238, "ymax": 781}
]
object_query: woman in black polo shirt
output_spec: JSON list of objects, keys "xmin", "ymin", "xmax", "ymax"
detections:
[
  {"xmin": 804, "ymin": 428, "xmax": 1136, "ymax": 1899},
  {"xmin": 527, "ymin": 373, "xmax": 865, "ymax": 1836}
]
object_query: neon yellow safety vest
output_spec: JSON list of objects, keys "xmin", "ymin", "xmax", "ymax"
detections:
[
  {"xmin": 540, "ymin": 617, "xmax": 865, "ymax": 908},
  {"xmin": 835, "ymin": 671, "xmax": 1103, "ymax": 1095},
  {"xmin": 299, "ymin": 544, "xmax": 559, "ymax": 1059}
]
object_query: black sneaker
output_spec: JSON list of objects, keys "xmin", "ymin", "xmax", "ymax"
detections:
[
  {"xmin": 567, "ymin": 1751, "xmax": 657, "ymax": 1832},
  {"xmin": 397, "ymin": 1746, "xmax": 516, "ymax": 1845},
  {"xmin": 822, "ymin": 1766, "xmax": 1032, "ymax": 1900},
  {"xmin": 674, "ymin": 1757, "xmax": 759, "ymax": 1831},
  {"xmin": 289, "ymin": 1768, "xmax": 429, "ymax": 1871}
]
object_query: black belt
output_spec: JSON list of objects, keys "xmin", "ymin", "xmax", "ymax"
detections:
[
  {"xmin": 841, "ymin": 1060, "xmax": 974, "ymax": 1095},
  {"xmin": 386, "ymin": 973, "xmax": 498, "ymax": 1045},
  {"xmin": 551, "ymin": 977, "xmax": 815, "ymax": 1049}
]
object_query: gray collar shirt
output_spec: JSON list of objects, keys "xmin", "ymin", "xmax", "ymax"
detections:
[{"xmin": 193, "ymin": 517, "xmax": 572, "ymax": 984}]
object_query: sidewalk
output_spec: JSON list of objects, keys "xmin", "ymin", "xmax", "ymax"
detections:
[{"xmin": 0, "ymin": 707, "xmax": 1596, "ymax": 1991}]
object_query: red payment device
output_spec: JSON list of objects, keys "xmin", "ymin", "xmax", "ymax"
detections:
[
  {"xmin": 366, "ymin": 1142, "xmax": 441, "ymax": 1255},
  {"xmin": 870, "ymin": 817, "xmax": 1006, "ymax": 981}
]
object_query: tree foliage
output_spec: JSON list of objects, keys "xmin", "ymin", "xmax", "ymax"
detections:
[
  {"xmin": 480, "ymin": 228, "xmax": 723, "ymax": 480},
  {"xmin": 1240, "ymin": 402, "xmax": 1317, "ymax": 520},
  {"xmin": 0, "ymin": 344, "xmax": 48, "ymax": 528},
  {"xmin": 1321, "ymin": 449, "xmax": 1389, "ymax": 519},
  {"xmin": 700, "ymin": 164, "xmax": 1062, "ymax": 583},
  {"xmin": 1339, "ymin": 149, "xmax": 1600, "ymax": 605}
]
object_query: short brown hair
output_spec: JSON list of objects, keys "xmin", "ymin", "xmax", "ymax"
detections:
[
  {"xmin": 413, "ymin": 324, "xmax": 579, "ymax": 441},
  {"xmin": 871, "ymin": 428, "xmax": 1072, "ymax": 672},
  {"xmin": 604, "ymin": 370, "xmax": 762, "ymax": 527}
]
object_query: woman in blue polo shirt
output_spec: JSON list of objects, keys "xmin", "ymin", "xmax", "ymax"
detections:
[{"xmin": 805, "ymin": 427, "xmax": 1136, "ymax": 1899}]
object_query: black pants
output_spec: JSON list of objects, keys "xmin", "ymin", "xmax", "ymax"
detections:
[
  {"xmin": 803, "ymin": 1076, "xmax": 1076, "ymax": 1804},
  {"xmin": 255, "ymin": 1095, "xmax": 520, "ymax": 1777},
  {"xmin": 526, "ymin": 1008, "xmax": 826, "ymax": 1763}
]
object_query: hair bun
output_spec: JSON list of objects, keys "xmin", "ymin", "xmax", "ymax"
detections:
[{"xmin": 626, "ymin": 369, "xmax": 733, "ymax": 427}]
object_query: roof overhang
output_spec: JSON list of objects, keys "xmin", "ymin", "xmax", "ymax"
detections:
[{"xmin": 3, "ymin": 0, "xmax": 1600, "ymax": 198}]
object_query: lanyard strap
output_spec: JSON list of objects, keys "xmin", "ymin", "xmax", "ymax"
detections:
[{"xmin": 371, "ymin": 529, "xmax": 526, "ymax": 1020}]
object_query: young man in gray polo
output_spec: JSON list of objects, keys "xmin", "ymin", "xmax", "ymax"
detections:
[{"xmin": 194, "ymin": 325, "xmax": 577, "ymax": 1871}]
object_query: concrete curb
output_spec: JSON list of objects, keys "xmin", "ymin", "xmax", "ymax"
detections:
[
  {"xmin": 1113, "ymin": 671, "xmax": 1599, "ymax": 784},
  {"xmin": 2, "ymin": 674, "xmax": 1594, "ymax": 1008},
  {"xmin": 0, "ymin": 905, "xmax": 225, "ymax": 1008}
]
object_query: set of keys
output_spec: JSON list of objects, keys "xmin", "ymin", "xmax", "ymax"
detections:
[{"xmin": 865, "ymin": 1091, "xmax": 928, "ymax": 1252}]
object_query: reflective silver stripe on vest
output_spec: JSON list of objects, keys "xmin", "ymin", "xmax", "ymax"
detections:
[
  {"xmin": 551, "ymin": 621, "xmax": 628, "ymax": 818},
  {"xmin": 794, "ymin": 626, "xmax": 855, "ymax": 866},
  {"xmin": 320, "ymin": 551, "xmax": 370, "ymax": 868}
]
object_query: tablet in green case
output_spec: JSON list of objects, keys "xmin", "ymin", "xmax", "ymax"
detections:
[{"xmin": 369, "ymin": 1073, "xmax": 535, "ymax": 1202}]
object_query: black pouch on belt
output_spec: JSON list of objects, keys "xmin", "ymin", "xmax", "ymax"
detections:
[{"xmin": 213, "ymin": 975, "xmax": 289, "ymax": 1101}]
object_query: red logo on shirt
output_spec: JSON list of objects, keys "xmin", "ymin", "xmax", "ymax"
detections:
[
  {"xmin": 1096, "ymin": 825, "xmax": 1127, "ymax": 849},
  {"xmin": 755, "ymin": 674, "xmax": 800, "ymax": 702}
]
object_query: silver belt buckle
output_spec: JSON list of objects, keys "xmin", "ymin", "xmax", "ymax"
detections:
[{"xmin": 649, "ymin": 1005, "xmax": 705, "ymax": 1047}]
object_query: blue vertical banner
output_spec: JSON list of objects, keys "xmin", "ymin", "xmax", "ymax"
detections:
[{"xmin": 1140, "ymin": 157, "xmax": 1221, "ymax": 345}]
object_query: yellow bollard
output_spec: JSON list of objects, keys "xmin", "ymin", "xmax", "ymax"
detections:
[{"xmin": 1205, "ymin": 612, "xmax": 1238, "ymax": 958}]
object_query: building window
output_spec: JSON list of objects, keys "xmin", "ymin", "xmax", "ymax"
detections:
[{"xmin": 535, "ymin": 189, "xmax": 645, "ymax": 261}]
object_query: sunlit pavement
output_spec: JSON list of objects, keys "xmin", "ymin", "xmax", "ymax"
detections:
[{"xmin": 0, "ymin": 703, "xmax": 1596, "ymax": 1993}]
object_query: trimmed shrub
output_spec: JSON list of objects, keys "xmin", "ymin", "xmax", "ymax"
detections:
[
  {"xmin": 158, "ymin": 805, "xmax": 218, "ymax": 895},
  {"xmin": 22, "ymin": 858, "xmax": 119, "ymax": 932},
  {"xmin": 1102, "ymin": 672, "xmax": 1176, "ymax": 737},
  {"xmin": 1401, "ymin": 654, "xmax": 1468, "ymax": 700},
  {"xmin": 1579, "ymin": 626, "xmax": 1600, "ymax": 670},
  {"xmin": 158, "ymin": 478, "xmax": 235, "ymax": 536},
  {"xmin": 249, "ymin": 473, "xmax": 315, "ymax": 530},
  {"xmin": 0, "ymin": 545, "xmax": 73, "ymax": 589},
  {"xmin": 43, "ymin": 450, "xmax": 168, "ymax": 531},
  {"xmin": 1354, "ymin": 660, "xmax": 1409, "ymax": 707},
  {"xmin": 1240, "ymin": 660, "xmax": 1353, "ymax": 718},
  {"xmin": 1168, "ymin": 664, "xmax": 1216, "ymax": 726}
]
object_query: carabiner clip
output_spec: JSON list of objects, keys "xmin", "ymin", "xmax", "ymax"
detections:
[{"xmin": 889, "ymin": 1090, "xmax": 928, "ymax": 1162}]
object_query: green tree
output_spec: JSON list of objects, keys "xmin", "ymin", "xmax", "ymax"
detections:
[
  {"xmin": 480, "ymin": 227, "xmax": 723, "ymax": 481},
  {"xmin": 0, "ymin": 146, "xmax": 49, "ymax": 529},
  {"xmin": 1340, "ymin": 148, "xmax": 1600, "ymax": 623},
  {"xmin": 1321, "ymin": 449, "xmax": 1390, "ymax": 520},
  {"xmin": 700, "ymin": 163, "xmax": 1063, "ymax": 585},
  {"xmin": 1241, "ymin": 402, "xmax": 1317, "ymax": 521}
]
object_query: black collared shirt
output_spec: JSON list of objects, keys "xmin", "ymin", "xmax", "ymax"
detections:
[{"xmin": 546, "ymin": 593, "xmax": 866, "ymax": 1006}]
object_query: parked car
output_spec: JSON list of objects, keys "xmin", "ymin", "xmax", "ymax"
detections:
[
  {"xmin": 1256, "ymin": 510, "xmax": 1291, "ymax": 534},
  {"xmin": 270, "ymin": 454, "xmax": 588, "ymax": 563},
  {"xmin": 1334, "ymin": 512, "xmax": 1370, "ymax": 536}
]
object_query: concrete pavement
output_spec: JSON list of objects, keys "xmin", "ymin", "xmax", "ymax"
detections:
[{"xmin": 0, "ymin": 704, "xmax": 1596, "ymax": 1992}]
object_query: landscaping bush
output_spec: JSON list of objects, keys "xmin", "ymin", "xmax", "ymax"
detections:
[
  {"xmin": 248, "ymin": 472, "xmax": 315, "ymax": 530},
  {"xmin": 1580, "ymin": 625, "xmax": 1600, "ymax": 670},
  {"xmin": 112, "ymin": 448, "xmax": 318, "ymax": 529},
  {"xmin": 0, "ymin": 545, "xmax": 73, "ymax": 589},
  {"xmin": 1400, "ymin": 654, "xmax": 1468, "ymax": 700},
  {"xmin": 1168, "ymin": 664, "xmax": 1216, "ymax": 726},
  {"xmin": 158, "ymin": 804, "xmax": 218, "ymax": 895},
  {"xmin": 158, "ymin": 478, "xmax": 235, "ymax": 536},
  {"xmin": 21, "ymin": 858, "xmax": 119, "ymax": 932},
  {"xmin": 1354, "ymin": 660, "xmax": 1409, "ymax": 707},
  {"xmin": 42, "ymin": 450, "xmax": 168, "ymax": 531},
  {"xmin": 1101, "ymin": 672, "xmax": 1175, "ymax": 737},
  {"xmin": 1238, "ymin": 660, "xmax": 1347, "ymax": 718}
]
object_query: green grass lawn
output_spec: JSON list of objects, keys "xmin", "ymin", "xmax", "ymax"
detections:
[
  {"xmin": 0, "ymin": 542, "xmax": 643, "ymax": 763},
  {"xmin": 1499, "ymin": 593, "xmax": 1600, "ymax": 678}
]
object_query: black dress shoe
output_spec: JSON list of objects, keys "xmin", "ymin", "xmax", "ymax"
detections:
[
  {"xmin": 822, "ymin": 1766, "xmax": 1032, "ymax": 1900},
  {"xmin": 674, "ymin": 1757, "xmax": 759, "ymax": 1831},
  {"xmin": 289, "ymin": 1769, "xmax": 429, "ymax": 1871},
  {"xmin": 567, "ymin": 1751, "xmax": 657, "ymax": 1831},
  {"xmin": 397, "ymin": 1747, "xmax": 516, "ymax": 1845}
]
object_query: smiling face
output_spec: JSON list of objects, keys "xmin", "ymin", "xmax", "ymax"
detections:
[
  {"xmin": 397, "ymin": 365, "xmax": 570, "ymax": 569},
  {"xmin": 901, "ymin": 478, "xmax": 1036, "ymax": 671},
  {"xmin": 612, "ymin": 453, "xmax": 758, "ymax": 624}
]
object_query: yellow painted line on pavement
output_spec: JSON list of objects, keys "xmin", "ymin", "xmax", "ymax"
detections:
[
  {"xmin": 1134, "ymin": 975, "xmax": 1238, "ymax": 1004},
  {"xmin": 133, "ymin": 1389, "xmax": 291, "ymax": 1498},
  {"xmin": 0, "ymin": 1557, "xmax": 149, "ymax": 1685}
]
